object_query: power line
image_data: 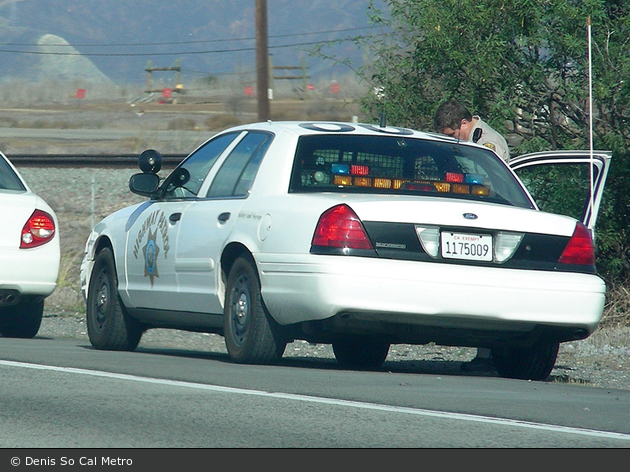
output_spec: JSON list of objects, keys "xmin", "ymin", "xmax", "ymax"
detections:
[
  {"xmin": 0, "ymin": 34, "xmax": 380, "ymax": 57},
  {"xmin": 0, "ymin": 26, "xmax": 378, "ymax": 48}
]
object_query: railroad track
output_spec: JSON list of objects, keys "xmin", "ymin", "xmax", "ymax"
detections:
[{"xmin": 7, "ymin": 154, "xmax": 187, "ymax": 168}]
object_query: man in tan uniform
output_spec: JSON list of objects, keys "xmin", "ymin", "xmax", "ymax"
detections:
[
  {"xmin": 434, "ymin": 98, "xmax": 510, "ymax": 371},
  {"xmin": 434, "ymin": 98, "xmax": 510, "ymax": 162}
]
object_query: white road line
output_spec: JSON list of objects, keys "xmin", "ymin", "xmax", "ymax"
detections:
[{"xmin": 2, "ymin": 359, "xmax": 629, "ymax": 442}]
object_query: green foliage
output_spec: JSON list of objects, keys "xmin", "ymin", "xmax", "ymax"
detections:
[
  {"xmin": 347, "ymin": 0, "xmax": 630, "ymax": 285},
  {"xmin": 595, "ymin": 152, "xmax": 630, "ymax": 283},
  {"xmin": 515, "ymin": 163, "xmax": 592, "ymax": 221}
]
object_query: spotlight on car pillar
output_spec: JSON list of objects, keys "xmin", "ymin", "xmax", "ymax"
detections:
[{"xmin": 138, "ymin": 149, "xmax": 163, "ymax": 174}]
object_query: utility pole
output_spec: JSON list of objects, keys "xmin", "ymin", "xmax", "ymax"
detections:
[{"xmin": 256, "ymin": 0, "xmax": 270, "ymax": 121}]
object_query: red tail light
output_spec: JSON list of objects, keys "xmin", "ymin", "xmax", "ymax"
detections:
[
  {"xmin": 558, "ymin": 222, "xmax": 595, "ymax": 266},
  {"xmin": 20, "ymin": 209, "xmax": 56, "ymax": 249},
  {"xmin": 312, "ymin": 204, "xmax": 373, "ymax": 250}
]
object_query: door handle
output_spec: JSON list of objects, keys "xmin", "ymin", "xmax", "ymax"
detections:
[
  {"xmin": 169, "ymin": 212, "xmax": 182, "ymax": 223},
  {"xmin": 218, "ymin": 212, "xmax": 231, "ymax": 223}
]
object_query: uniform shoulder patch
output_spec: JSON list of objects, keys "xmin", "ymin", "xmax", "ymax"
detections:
[{"xmin": 483, "ymin": 143, "xmax": 496, "ymax": 151}]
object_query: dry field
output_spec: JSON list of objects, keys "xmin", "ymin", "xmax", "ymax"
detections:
[{"xmin": 0, "ymin": 96, "xmax": 366, "ymax": 155}]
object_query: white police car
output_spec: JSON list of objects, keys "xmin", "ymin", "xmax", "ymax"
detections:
[
  {"xmin": 0, "ymin": 151, "xmax": 60, "ymax": 338},
  {"xmin": 80, "ymin": 121, "xmax": 611, "ymax": 380}
]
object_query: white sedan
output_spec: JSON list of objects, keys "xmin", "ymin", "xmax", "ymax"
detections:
[
  {"xmin": 0, "ymin": 151, "xmax": 60, "ymax": 338},
  {"xmin": 80, "ymin": 121, "xmax": 611, "ymax": 380}
]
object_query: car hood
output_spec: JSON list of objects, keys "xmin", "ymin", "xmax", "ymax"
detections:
[
  {"xmin": 92, "ymin": 201, "xmax": 149, "ymax": 235},
  {"xmin": 0, "ymin": 190, "xmax": 54, "ymax": 248}
]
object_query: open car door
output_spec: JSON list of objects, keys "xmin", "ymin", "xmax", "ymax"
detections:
[{"xmin": 509, "ymin": 150, "xmax": 611, "ymax": 231}]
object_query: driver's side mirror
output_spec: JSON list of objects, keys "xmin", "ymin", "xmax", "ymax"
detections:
[{"xmin": 129, "ymin": 172, "xmax": 160, "ymax": 197}]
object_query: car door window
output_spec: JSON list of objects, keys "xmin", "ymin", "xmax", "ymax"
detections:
[
  {"xmin": 515, "ymin": 162, "xmax": 601, "ymax": 222},
  {"xmin": 0, "ymin": 157, "xmax": 26, "ymax": 191},
  {"xmin": 206, "ymin": 131, "xmax": 273, "ymax": 198},
  {"xmin": 162, "ymin": 131, "xmax": 240, "ymax": 199}
]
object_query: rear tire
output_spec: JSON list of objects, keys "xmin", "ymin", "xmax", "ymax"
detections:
[
  {"xmin": 86, "ymin": 248, "xmax": 143, "ymax": 351},
  {"xmin": 332, "ymin": 336, "xmax": 390, "ymax": 369},
  {"xmin": 492, "ymin": 339, "xmax": 559, "ymax": 380},
  {"xmin": 223, "ymin": 256, "xmax": 286, "ymax": 364},
  {"xmin": 0, "ymin": 298, "xmax": 44, "ymax": 338}
]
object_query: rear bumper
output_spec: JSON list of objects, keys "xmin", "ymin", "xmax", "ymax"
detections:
[
  {"xmin": 0, "ymin": 245, "xmax": 60, "ymax": 301},
  {"xmin": 258, "ymin": 254, "xmax": 606, "ymax": 338}
]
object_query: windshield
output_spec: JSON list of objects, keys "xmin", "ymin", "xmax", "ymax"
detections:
[
  {"xmin": 0, "ymin": 156, "xmax": 26, "ymax": 191},
  {"xmin": 289, "ymin": 134, "xmax": 533, "ymax": 208}
]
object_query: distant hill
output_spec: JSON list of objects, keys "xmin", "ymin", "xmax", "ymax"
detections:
[{"xmin": 0, "ymin": 0, "xmax": 381, "ymax": 85}]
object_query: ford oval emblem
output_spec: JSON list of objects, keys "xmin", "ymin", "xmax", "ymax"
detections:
[{"xmin": 463, "ymin": 213, "xmax": 478, "ymax": 220}]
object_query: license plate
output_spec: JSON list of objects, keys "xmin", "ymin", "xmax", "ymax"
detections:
[{"xmin": 441, "ymin": 232, "xmax": 493, "ymax": 261}]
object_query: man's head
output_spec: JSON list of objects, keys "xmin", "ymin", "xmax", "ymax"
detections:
[{"xmin": 434, "ymin": 99, "xmax": 474, "ymax": 141}]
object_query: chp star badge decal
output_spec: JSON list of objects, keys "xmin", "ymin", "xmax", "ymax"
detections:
[
  {"xmin": 143, "ymin": 227, "xmax": 160, "ymax": 286},
  {"xmin": 132, "ymin": 209, "xmax": 170, "ymax": 288}
]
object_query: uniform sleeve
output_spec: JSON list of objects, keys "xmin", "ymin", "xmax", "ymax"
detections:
[
  {"xmin": 481, "ymin": 140, "xmax": 509, "ymax": 162},
  {"xmin": 478, "ymin": 124, "xmax": 510, "ymax": 162}
]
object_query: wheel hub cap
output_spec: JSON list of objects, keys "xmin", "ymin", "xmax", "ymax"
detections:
[{"xmin": 235, "ymin": 294, "xmax": 248, "ymax": 326}]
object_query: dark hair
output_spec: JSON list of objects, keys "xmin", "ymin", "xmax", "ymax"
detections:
[{"xmin": 433, "ymin": 99, "xmax": 473, "ymax": 132}]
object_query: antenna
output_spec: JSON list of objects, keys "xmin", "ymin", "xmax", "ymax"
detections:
[
  {"xmin": 587, "ymin": 16, "xmax": 595, "ymax": 226},
  {"xmin": 379, "ymin": 111, "xmax": 387, "ymax": 128}
]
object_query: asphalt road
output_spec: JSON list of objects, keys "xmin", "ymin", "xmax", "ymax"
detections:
[{"xmin": 0, "ymin": 336, "xmax": 629, "ymax": 448}]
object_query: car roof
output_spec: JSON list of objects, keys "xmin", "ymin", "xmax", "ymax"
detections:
[{"xmin": 224, "ymin": 120, "xmax": 466, "ymax": 145}]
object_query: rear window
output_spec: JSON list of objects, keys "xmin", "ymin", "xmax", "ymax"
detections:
[
  {"xmin": 289, "ymin": 134, "xmax": 533, "ymax": 208},
  {"xmin": 0, "ymin": 156, "xmax": 26, "ymax": 191}
]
